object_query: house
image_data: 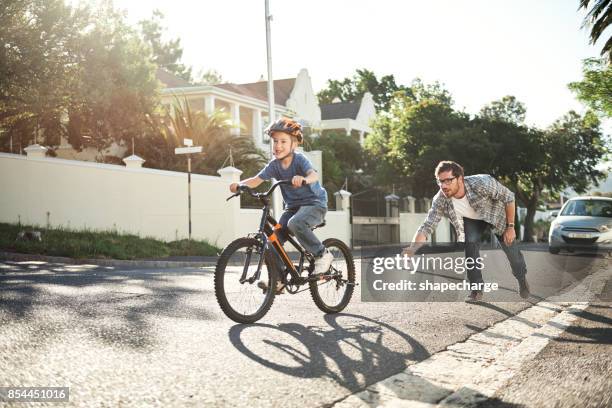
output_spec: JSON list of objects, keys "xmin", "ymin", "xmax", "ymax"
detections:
[
  {"xmin": 319, "ymin": 92, "xmax": 376, "ymax": 146},
  {"xmin": 159, "ymin": 68, "xmax": 322, "ymax": 152}
]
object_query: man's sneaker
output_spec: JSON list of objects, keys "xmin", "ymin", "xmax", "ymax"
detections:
[
  {"xmin": 518, "ymin": 277, "xmax": 530, "ymax": 299},
  {"xmin": 314, "ymin": 249, "xmax": 334, "ymax": 274},
  {"xmin": 257, "ymin": 280, "xmax": 285, "ymax": 295},
  {"xmin": 465, "ymin": 290, "xmax": 483, "ymax": 303}
]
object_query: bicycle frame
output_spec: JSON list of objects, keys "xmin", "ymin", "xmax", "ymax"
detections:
[{"xmin": 233, "ymin": 181, "xmax": 314, "ymax": 286}]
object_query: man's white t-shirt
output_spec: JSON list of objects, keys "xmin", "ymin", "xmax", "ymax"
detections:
[{"xmin": 451, "ymin": 195, "xmax": 483, "ymax": 220}]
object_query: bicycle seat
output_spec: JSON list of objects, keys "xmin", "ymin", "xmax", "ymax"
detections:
[{"xmin": 311, "ymin": 221, "xmax": 326, "ymax": 230}]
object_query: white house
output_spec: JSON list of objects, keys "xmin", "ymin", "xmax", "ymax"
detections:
[
  {"xmin": 319, "ymin": 92, "xmax": 376, "ymax": 146},
  {"xmin": 159, "ymin": 68, "xmax": 322, "ymax": 152}
]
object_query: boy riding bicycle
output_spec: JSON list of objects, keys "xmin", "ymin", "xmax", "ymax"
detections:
[{"xmin": 229, "ymin": 118, "xmax": 333, "ymax": 292}]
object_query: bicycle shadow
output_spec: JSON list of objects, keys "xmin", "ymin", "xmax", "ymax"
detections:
[
  {"xmin": 228, "ymin": 313, "xmax": 527, "ymax": 406},
  {"xmin": 228, "ymin": 313, "xmax": 430, "ymax": 390}
]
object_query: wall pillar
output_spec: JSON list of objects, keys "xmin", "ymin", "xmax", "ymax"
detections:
[
  {"xmin": 24, "ymin": 144, "xmax": 47, "ymax": 159},
  {"xmin": 231, "ymin": 103, "xmax": 241, "ymax": 136},
  {"xmin": 204, "ymin": 95, "xmax": 215, "ymax": 116}
]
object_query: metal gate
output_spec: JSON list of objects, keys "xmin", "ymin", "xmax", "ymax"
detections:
[{"xmin": 350, "ymin": 189, "xmax": 400, "ymax": 247}]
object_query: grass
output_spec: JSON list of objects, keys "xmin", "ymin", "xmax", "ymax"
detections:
[{"xmin": 0, "ymin": 222, "xmax": 219, "ymax": 260}]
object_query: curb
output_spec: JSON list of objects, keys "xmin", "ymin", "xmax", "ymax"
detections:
[
  {"xmin": 0, "ymin": 251, "xmax": 218, "ymax": 269},
  {"xmin": 332, "ymin": 267, "xmax": 611, "ymax": 408}
]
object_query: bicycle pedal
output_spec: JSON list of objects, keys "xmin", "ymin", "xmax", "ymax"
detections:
[{"xmin": 257, "ymin": 281, "xmax": 268, "ymax": 294}]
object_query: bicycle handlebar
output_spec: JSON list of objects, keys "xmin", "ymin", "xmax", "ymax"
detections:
[{"xmin": 226, "ymin": 179, "xmax": 306, "ymax": 201}]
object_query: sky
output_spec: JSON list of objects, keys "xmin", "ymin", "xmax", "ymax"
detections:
[{"xmin": 92, "ymin": 0, "xmax": 608, "ymax": 131}]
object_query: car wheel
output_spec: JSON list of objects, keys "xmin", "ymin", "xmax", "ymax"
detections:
[{"xmin": 548, "ymin": 246, "xmax": 560, "ymax": 255}]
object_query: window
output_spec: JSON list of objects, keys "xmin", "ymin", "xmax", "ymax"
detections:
[{"xmin": 561, "ymin": 200, "xmax": 612, "ymax": 217}]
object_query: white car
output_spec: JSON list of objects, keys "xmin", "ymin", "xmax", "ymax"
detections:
[{"xmin": 548, "ymin": 196, "xmax": 612, "ymax": 255}]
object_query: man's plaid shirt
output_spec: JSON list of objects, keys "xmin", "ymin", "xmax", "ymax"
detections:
[{"xmin": 417, "ymin": 174, "xmax": 515, "ymax": 242}]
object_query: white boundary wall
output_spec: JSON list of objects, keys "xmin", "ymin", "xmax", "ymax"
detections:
[
  {"xmin": 400, "ymin": 213, "xmax": 452, "ymax": 243},
  {"xmin": 0, "ymin": 153, "xmax": 351, "ymax": 249}
]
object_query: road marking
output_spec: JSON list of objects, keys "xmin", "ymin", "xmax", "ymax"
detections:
[{"xmin": 332, "ymin": 268, "xmax": 610, "ymax": 408}]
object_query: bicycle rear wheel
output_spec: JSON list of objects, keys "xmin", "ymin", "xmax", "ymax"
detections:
[
  {"xmin": 214, "ymin": 237, "xmax": 277, "ymax": 323},
  {"xmin": 309, "ymin": 238, "xmax": 355, "ymax": 314}
]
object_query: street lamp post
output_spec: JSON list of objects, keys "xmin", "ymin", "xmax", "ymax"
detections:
[
  {"xmin": 264, "ymin": 0, "xmax": 282, "ymax": 218},
  {"xmin": 175, "ymin": 138, "xmax": 203, "ymax": 241}
]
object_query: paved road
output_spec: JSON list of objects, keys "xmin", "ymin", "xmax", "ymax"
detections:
[{"xmin": 0, "ymin": 248, "xmax": 608, "ymax": 407}]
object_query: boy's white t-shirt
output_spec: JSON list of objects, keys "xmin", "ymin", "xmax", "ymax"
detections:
[{"xmin": 451, "ymin": 194, "xmax": 482, "ymax": 220}]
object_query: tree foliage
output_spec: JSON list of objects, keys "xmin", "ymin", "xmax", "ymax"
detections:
[
  {"xmin": 138, "ymin": 9, "xmax": 192, "ymax": 82},
  {"xmin": 568, "ymin": 58, "xmax": 612, "ymax": 118},
  {"xmin": 306, "ymin": 132, "xmax": 365, "ymax": 205},
  {"xmin": 0, "ymin": 0, "xmax": 159, "ymax": 154},
  {"xmin": 317, "ymin": 68, "xmax": 409, "ymax": 111},
  {"xmin": 579, "ymin": 0, "xmax": 612, "ymax": 59}
]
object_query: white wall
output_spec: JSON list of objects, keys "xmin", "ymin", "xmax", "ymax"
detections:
[
  {"xmin": 0, "ymin": 152, "xmax": 352, "ymax": 250},
  {"xmin": 355, "ymin": 92, "xmax": 376, "ymax": 131},
  {"xmin": 0, "ymin": 153, "xmax": 238, "ymax": 248},
  {"xmin": 400, "ymin": 213, "xmax": 452, "ymax": 243}
]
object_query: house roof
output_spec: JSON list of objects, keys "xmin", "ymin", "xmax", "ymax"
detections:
[
  {"xmin": 320, "ymin": 101, "xmax": 361, "ymax": 120},
  {"xmin": 157, "ymin": 68, "xmax": 296, "ymax": 106},
  {"xmin": 156, "ymin": 69, "xmax": 191, "ymax": 88},
  {"xmin": 216, "ymin": 78, "xmax": 296, "ymax": 106}
]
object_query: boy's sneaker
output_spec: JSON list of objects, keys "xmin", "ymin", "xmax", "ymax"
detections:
[
  {"xmin": 314, "ymin": 249, "xmax": 334, "ymax": 274},
  {"xmin": 257, "ymin": 280, "xmax": 285, "ymax": 295}
]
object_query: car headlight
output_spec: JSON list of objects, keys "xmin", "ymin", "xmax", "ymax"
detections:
[{"xmin": 551, "ymin": 223, "xmax": 562, "ymax": 232}]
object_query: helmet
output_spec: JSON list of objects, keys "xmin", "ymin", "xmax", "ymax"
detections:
[{"xmin": 265, "ymin": 118, "xmax": 303, "ymax": 144}]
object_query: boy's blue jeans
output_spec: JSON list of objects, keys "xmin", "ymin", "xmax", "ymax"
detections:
[
  {"xmin": 464, "ymin": 217, "xmax": 527, "ymax": 285},
  {"xmin": 277, "ymin": 205, "xmax": 327, "ymax": 257}
]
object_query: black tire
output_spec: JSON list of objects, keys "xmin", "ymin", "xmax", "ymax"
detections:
[
  {"xmin": 548, "ymin": 246, "xmax": 560, "ymax": 255},
  {"xmin": 309, "ymin": 238, "xmax": 355, "ymax": 314},
  {"xmin": 214, "ymin": 237, "xmax": 277, "ymax": 324}
]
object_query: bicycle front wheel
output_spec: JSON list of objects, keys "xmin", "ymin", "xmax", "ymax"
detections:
[
  {"xmin": 214, "ymin": 237, "xmax": 277, "ymax": 323},
  {"xmin": 309, "ymin": 238, "xmax": 355, "ymax": 314}
]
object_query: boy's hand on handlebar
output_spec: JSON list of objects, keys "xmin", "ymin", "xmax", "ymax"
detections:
[
  {"xmin": 229, "ymin": 183, "xmax": 239, "ymax": 193},
  {"xmin": 291, "ymin": 176, "xmax": 307, "ymax": 187}
]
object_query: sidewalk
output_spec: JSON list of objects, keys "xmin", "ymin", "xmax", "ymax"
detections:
[
  {"xmin": 485, "ymin": 300, "xmax": 611, "ymax": 408},
  {"xmin": 0, "ymin": 251, "xmax": 218, "ymax": 268}
]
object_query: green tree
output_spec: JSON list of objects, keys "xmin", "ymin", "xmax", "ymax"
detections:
[
  {"xmin": 479, "ymin": 95, "xmax": 526, "ymax": 124},
  {"xmin": 578, "ymin": 0, "xmax": 611, "ymax": 59},
  {"xmin": 194, "ymin": 69, "xmax": 224, "ymax": 85},
  {"xmin": 138, "ymin": 9, "xmax": 192, "ymax": 82},
  {"xmin": 568, "ymin": 58, "xmax": 611, "ymax": 118},
  {"xmin": 0, "ymin": 0, "xmax": 88, "ymax": 151},
  {"xmin": 0, "ymin": 0, "xmax": 159, "ymax": 155},
  {"xmin": 305, "ymin": 131, "xmax": 365, "ymax": 206},
  {"xmin": 366, "ymin": 89, "xmax": 488, "ymax": 198},
  {"xmin": 66, "ymin": 2, "xmax": 158, "ymax": 153},
  {"xmin": 318, "ymin": 68, "xmax": 410, "ymax": 111},
  {"xmin": 481, "ymin": 108, "xmax": 608, "ymax": 241}
]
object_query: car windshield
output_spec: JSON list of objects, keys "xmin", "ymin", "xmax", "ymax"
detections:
[{"xmin": 560, "ymin": 199, "xmax": 612, "ymax": 218}]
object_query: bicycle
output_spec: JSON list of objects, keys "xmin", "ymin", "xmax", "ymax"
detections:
[{"xmin": 214, "ymin": 180, "xmax": 356, "ymax": 324}]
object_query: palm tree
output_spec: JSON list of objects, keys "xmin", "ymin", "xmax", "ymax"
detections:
[
  {"xmin": 144, "ymin": 97, "xmax": 267, "ymax": 176},
  {"xmin": 579, "ymin": 0, "xmax": 612, "ymax": 59}
]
